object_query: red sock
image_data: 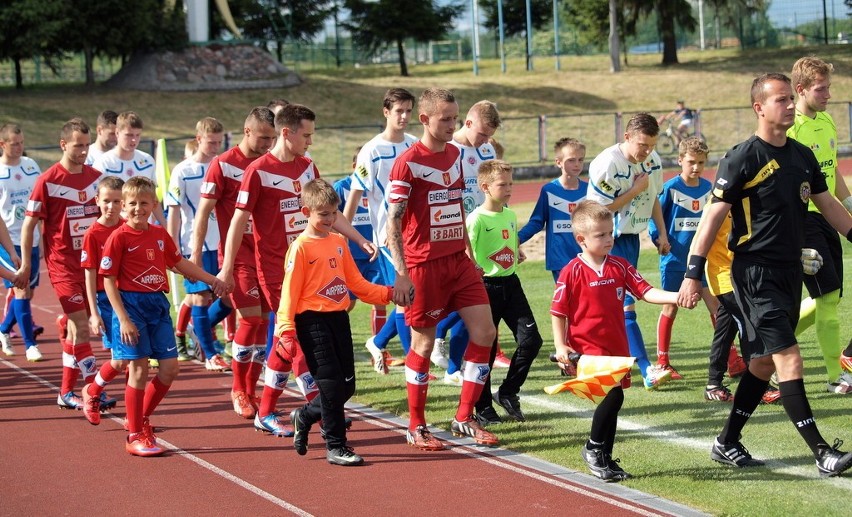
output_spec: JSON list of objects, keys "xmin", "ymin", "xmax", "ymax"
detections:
[
  {"xmin": 258, "ymin": 346, "xmax": 289, "ymax": 417},
  {"xmin": 60, "ymin": 340, "xmax": 78, "ymax": 395},
  {"xmin": 143, "ymin": 376, "xmax": 171, "ymax": 417},
  {"xmin": 657, "ymin": 313, "xmax": 675, "ymax": 364},
  {"xmin": 230, "ymin": 352, "xmax": 249, "ymax": 394},
  {"xmin": 405, "ymin": 351, "xmax": 431, "ymax": 429},
  {"xmin": 125, "ymin": 385, "xmax": 145, "ymax": 434},
  {"xmin": 175, "ymin": 302, "xmax": 191, "ymax": 335},
  {"xmin": 88, "ymin": 362, "xmax": 121, "ymax": 397},
  {"xmin": 249, "ymin": 321, "xmax": 268, "ymax": 399},
  {"xmin": 371, "ymin": 308, "xmax": 387, "ymax": 335},
  {"xmin": 72, "ymin": 342, "xmax": 97, "ymax": 384},
  {"xmin": 224, "ymin": 312, "xmax": 236, "ymax": 342},
  {"xmin": 456, "ymin": 342, "xmax": 491, "ymax": 421}
]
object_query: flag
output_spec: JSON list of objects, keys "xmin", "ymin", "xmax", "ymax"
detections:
[
  {"xmin": 154, "ymin": 138, "xmax": 170, "ymax": 204},
  {"xmin": 544, "ymin": 356, "xmax": 635, "ymax": 404}
]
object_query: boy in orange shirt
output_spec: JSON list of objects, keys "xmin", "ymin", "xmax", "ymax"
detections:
[{"xmin": 276, "ymin": 179, "xmax": 396, "ymax": 466}]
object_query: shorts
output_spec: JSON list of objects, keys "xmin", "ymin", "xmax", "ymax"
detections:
[
  {"xmin": 661, "ymin": 268, "xmax": 707, "ymax": 291},
  {"xmin": 111, "ymin": 291, "xmax": 177, "ymax": 361},
  {"xmin": 405, "ymin": 251, "xmax": 489, "ymax": 328},
  {"xmin": 612, "ymin": 233, "xmax": 640, "ymax": 306},
  {"xmin": 802, "ymin": 212, "xmax": 843, "ymax": 298},
  {"xmin": 230, "ymin": 261, "xmax": 269, "ymax": 312},
  {"xmin": 376, "ymin": 248, "xmax": 396, "ymax": 284},
  {"xmin": 52, "ymin": 279, "xmax": 88, "ymax": 315},
  {"xmin": 731, "ymin": 259, "xmax": 801, "ymax": 359},
  {"xmin": 261, "ymin": 281, "xmax": 282, "ymax": 314},
  {"xmin": 0, "ymin": 245, "xmax": 39, "ymax": 289},
  {"xmin": 96, "ymin": 291, "xmax": 115, "ymax": 349},
  {"xmin": 183, "ymin": 250, "xmax": 219, "ymax": 294}
]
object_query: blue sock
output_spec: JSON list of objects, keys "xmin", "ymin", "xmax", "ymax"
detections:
[
  {"xmin": 266, "ymin": 312, "xmax": 276, "ymax": 358},
  {"xmin": 373, "ymin": 308, "xmax": 398, "ymax": 349},
  {"xmin": 191, "ymin": 305, "xmax": 219, "ymax": 359},
  {"xmin": 625, "ymin": 310, "xmax": 651, "ymax": 377},
  {"xmin": 12, "ymin": 299, "xmax": 36, "ymax": 348},
  {"xmin": 207, "ymin": 298, "xmax": 232, "ymax": 327},
  {"xmin": 0, "ymin": 299, "xmax": 16, "ymax": 334},
  {"xmin": 447, "ymin": 321, "xmax": 468, "ymax": 374},
  {"xmin": 436, "ymin": 312, "xmax": 461, "ymax": 340},
  {"xmin": 394, "ymin": 311, "xmax": 411, "ymax": 355}
]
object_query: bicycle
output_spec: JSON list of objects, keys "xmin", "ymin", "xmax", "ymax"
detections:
[{"xmin": 656, "ymin": 120, "xmax": 705, "ymax": 155}]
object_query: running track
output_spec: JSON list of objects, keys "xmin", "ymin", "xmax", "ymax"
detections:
[{"xmin": 0, "ymin": 283, "xmax": 705, "ymax": 516}]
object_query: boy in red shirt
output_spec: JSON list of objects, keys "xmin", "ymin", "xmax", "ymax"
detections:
[{"xmin": 98, "ymin": 177, "xmax": 230, "ymax": 456}]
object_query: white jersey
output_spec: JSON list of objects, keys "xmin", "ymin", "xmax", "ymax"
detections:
[
  {"xmin": 448, "ymin": 140, "xmax": 496, "ymax": 215},
  {"xmin": 586, "ymin": 143, "xmax": 664, "ymax": 237},
  {"xmin": 166, "ymin": 158, "xmax": 219, "ymax": 255},
  {"xmin": 84, "ymin": 145, "xmax": 109, "ymax": 166},
  {"xmin": 0, "ymin": 157, "xmax": 41, "ymax": 244},
  {"xmin": 349, "ymin": 133, "xmax": 417, "ymax": 246},
  {"xmin": 92, "ymin": 149, "xmax": 158, "ymax": 185}
]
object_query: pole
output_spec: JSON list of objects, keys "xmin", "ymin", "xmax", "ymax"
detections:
[
  {"xmin": 498, "ymin": 0, "xmax": 506, "ymax": 73},
  {"xmin": 471, "ymin": 0, "xmax": 480, "ymax": 76},
  {"xmin": 698, "ymin": 0, "xmax": 705, "ymax": 50},
  {"xmin": 525, "ymin": 0, "xmax": 533, "ymax": 71},
  {"xmin": 553, "ymin": 0, "xmax": 560, "ymax": 71}
]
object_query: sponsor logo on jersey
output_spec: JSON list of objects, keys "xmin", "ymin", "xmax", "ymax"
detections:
[
  {"xmin": 429, "ymin": 189, "xmax": 448, "ymax": 204},
  {"xmin": 430, "ymin": 225, "xmax": 464, "ymax": 242},
  {"xmin": 132, "ymin": 266, "xmax": 167, "ymax": 291},
  {"xmin": 280, "ymin": 197, "xmax": 300, "ymax": 211},
  {"xmin": 352, "ymin": 213, "xmax": 371, "ymax": 226},
  {"xmin": 68, "ymin": 293, "xmax": 85, "ymax": 305},
  {"xmin": 553, "ymin": 220, "xmax": 573, "ymax": 233},
  {"xmin": 72, "ymin": 236, "xmax": 84, "ymax": 250},
  {"xmin": 317, "ymin": 276, "xmax": 348, "ymax": 304},
  {"xmin": 489, "ymin": 246, "xmax": 515, "ymax": 270},
  {"xmin": 675, "ymin": 217, "xmax": 701, "ymax": 230},
  {"xmin": 66, "ymin": 206, "xmax": 85, "ymax": 218},
  {"xmin": 286, "ymin": 212, "xmax": 308, "ymax": 232},
  {"xmin": 425, "ymin": 308, "xmax": 444, "ymax": 320},
  {"xmin": 14, "ymin": 205, "xmax": 24, "ymax": 221},
  {"xmin": 430, "ymin": 204, "xmax": 462, "ymax": 226},
  {"xmin": 589, "ymin": 278, "xmax": 615, "ymax": 287},
  {"xmin": 356, "ymin": 164, "xmax": 368, "ymax": 179},
  {"xmin": 70, "ymin": 217, "xmax": 95, "ymax": 237},
  {"xmin": 597, "ymin": 180, "xmax": 614, "ymax": 193}
]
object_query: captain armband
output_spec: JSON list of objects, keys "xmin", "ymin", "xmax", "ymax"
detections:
[{"xmin": 684, "ymin": 255, "xmax": 707, "ymax": 280}]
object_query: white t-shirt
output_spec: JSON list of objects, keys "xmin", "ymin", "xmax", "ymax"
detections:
[
  {"xmin": 0, "ymin": 157, "xmax": 41, "ymax": 244},
  {"xmin": 92, "ymin": 149, "xmax": 158, "ymax": 184},
  {"xmin": 448, "ymin": 140, "xmax": 496, "ymax": 215},
  {"xmin": 166, "ymin": 158, "xmax": 219, "ymax": 255}
]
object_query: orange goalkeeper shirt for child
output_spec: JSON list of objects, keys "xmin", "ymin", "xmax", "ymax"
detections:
[{"xmin": 276, "ymin": 232, "xmax": 391, "ymax": 334}]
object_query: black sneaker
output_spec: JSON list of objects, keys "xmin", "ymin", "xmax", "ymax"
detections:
[
  {"xmin": 291, "ymin": 408, "xmax": 310, "ymax": 456},
  {"xmin": 474, "ymin": 406, "xmax": 503, "ymax": 427},
  {"xmin": 816, "ymin": 439, "xmax": 852, "ymax": 477},
  {"xmin": 605, "ymin": 453, "xmax": 632, "ymax": 481},
  {"xmin": 581, "ymin": 445, "xmax": 617, "ymax": 481},
  {"xmin": 327, "ymin": 446, "xmax": 364, "ymax": 466},
  {"xmin": 493, "ymin": 392, "xmax": 526, "ymax": 422},
  {"xmin": 710, "ymin": 438, "xmax": 765, "ymax": 467},
  {"xmin": 175, "ymin": 333, "xmax": 192, "ymax": 361}
]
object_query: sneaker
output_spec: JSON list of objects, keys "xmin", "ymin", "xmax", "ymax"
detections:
[
  {"xmin": 474, "ymin": 406, "xmax": 503, "ymax": 427},
  {"xmin": 99, "ymin": 391, "xmax": 117, "ymax": 410},
  {"xmin": 25, "ymin": 345, "xmax": 43, "ymax": 362},
  {"xmin": 365, "ymin": 337, "xmax": 388, "ymax": 375},
  {"xmin": 291, "ymin": 408, "xmax": 311, "ymax": 455},
  {"xmin": 57, "ymin": 391, "xmax": 83, "ymax": 410},
  {"xmin": 827, "ymin": 372, "xmax": 852, "ymax": 394},
  {"xmin": 406, "ymin": 425, "xmax": 445, "ymax": 451},
  {"xmin": 148, "ymin": 358, "xmax": 159, "ymax": 369},
  {"xmin": 431, "ymin": 338, "xmax": 449, "ymax": 369},
  {"xmin": 727, "ymin": 354, "xmax": 747, "ymax": 378},
  {"xmin": 606, "ymin": 454, "xmax": 632, "ymax": 481},
  {"xmin": 451, "ymin": 417, "xmax": 499, "ymax": 446},
  {"xmin": 443, "ymin": 370, "xmax": 463, "ymax": 386},
  {"xmin": 141, "ymin": 416, "xmax": 157, "ymax": 440},
  {"xmin": 247, "ymin": 392, "xmax": 260, "ymax": 412},
  {"xmin": 0, "ymin": 331, "xmax": 13, "ymax": 356},
  {"xmin": 205, "ymin": 354, "xmax": 231, "ymax": 372},
  {"xmin": 761, "ymin": 385, "xmax": 781, "ymax": 404},
  {"xmin": 841, "ymin": 353, "xmax": 852, "ymax": 374},
  {"xmin": 581, "ymin": 445, "xmax": 618, "ymax": 481},
  {"xmin": 231, "ymin": 390, "xmax": 256, "ymax": 419},
  {"xmin": 643, "ymin": 365, "xmax": 672, "ymax": 390},
  {"xmin": 704, "ymin": 385, "xmax": 734, "ymax": 402},
  {"xmin": 658, "ymin": 363, "xmax": 683, "ymax": 380},
  {"xmin": 175, "ymin": 333, "xmax": 192, "ymax": 361},
  {"xmin": 494, "ymin": 392, "xmax": 526, "ymax": 422},
  {"xmin": 493, "ymin": 351, "xmax": 511, "ymax": 369},
  {"xmin": 816, "ymin": 439, "xmax": 852, "ymax": 477},
  {"xmin": 327, "ymin": 446, "xmax": 364, "ymax": 466},
  {"xmin": 387, "ymin": 353, "xmax": 406, "ymax": 367},
  {"xmin": 126, "ymin": 432, "xmax": 164, "ymax": 457},
  {"xmin": 254, "ymin": 412, "xmax": 294, "ymax": 437},
  {"xmin": 81, "ymin": 384, "xmax": 101, "ymax": 425},
  {"xmin": 710, "ymin": 438, "xmax": 765, "ymax": 467}
]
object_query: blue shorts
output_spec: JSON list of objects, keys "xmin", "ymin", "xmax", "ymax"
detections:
[
  {"xmin": 376, "ymin": 248, "xmax": 396, "ymax": 285},
  {"xmin": 183, "ymin": 250, "xmax": 218, "ymax": 294},
  {"xmin": 661, "ymin": 268, "xmax": 707, "ymax": 291},
  {"xmin": 0, "ymin": 245, "xmax": 39, "ymax": 289},
  {"xmin": 111, "ymin": 291, "xmax": 177, "ymax": 360},
  {"xmin": 612, "ymin": 234, "xmax": 640, "ymax": 306},
  {"xmin": 96, "ymin": 291, "xmax": 115, "ymax": 349}
]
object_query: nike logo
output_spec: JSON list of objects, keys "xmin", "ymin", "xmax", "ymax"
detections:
[
  {"xmin": 551, "ymin": 201, "xmax": 562, "ymax": 206},
  {"xmin": 485, "ymin": 227, "xmax": 495, "ymax": 232},
  {"xmin": 345, "ymin": 376, "xmax": 354, "ymax": 382},
  {"xmin": 60, "ymin": 190, "xmax": 70, "ymax": 196},
  {"xmin": 128, "ymin": 246, "xmax": 140, "ymax": 252},
  {"xmin": 423, "ymin": 171, "xmax": 434, "ymax": 178},
  {"xmin": 167, "ymin": 345, "xmax": 177, "ymax": 352},
  {"xmin": 309, "ymin": 258, "xmax": 319, "ymax": 264},
  {"xmin": 273, "ymin": 179, "xmax": 284, "ymax": 186},
  {"xmin": 233, "ymin": 172, "xmax": 243, "ymax": 178},
  {"xmin": 525, "ymin": 322, "xmax": 536, "ymax": 328}
]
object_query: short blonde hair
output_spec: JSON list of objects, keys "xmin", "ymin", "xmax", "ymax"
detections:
[
  {"xmin": 419, "ymin": 87, "xmax": 456, "ymax": 117},
  {"xmin": 468, "ymin": 100, "xmax": 501, "ymax": 129},
  {"xmin": 302, "ymin": 178, "xmax": 339, "ymax": 210},
  {"xmin": 116, "ymin": 111, "xmax": 144, "ymax": 131},
  {"xmin": 196, "ymin": 117, "xmax": 223, "ymax": 136},
  {"xmin": 678, "ymin": 136, "xmax": 709, "ymax": 159},
  {"xmin": 478, "ymin": 159, "xmax": 512, "ymax": 188},
  {"xmin": 122, "ymin": 176, "xmax": 158, "ymax": 201},
  {"xmin": 791, "ymin": 56, "xmax": 833, "ymax": 91},
  {"xmin": 571, "ymin": 200, "xmax": 612, "ymax": 235},
  {"xmin": 0, "ymin": 123, "xmax": 22, "ymax": 142}
]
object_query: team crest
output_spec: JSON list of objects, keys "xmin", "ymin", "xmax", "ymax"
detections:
[
  {"xmin": 800, "ymin": 182, "xmax": 811, "ymax": 203},
  {"xmin": 502, "ymin": 229, "xmax": 509, "ymax": 240},
  {"xmin": 293, "ymin": 180, "xmax": 302, "ymax": 193},
  {"xmin": 329, "ymin": 258, "xmax": 337, "ymax": 269},
  {"xmin": 147, "ymin": 249, "xmax": 155, "ymax": 261},
  {"xmin": 692, "ymin": 200, "xmax": 700, "ymax": 211},
  {"xmin": 443, "ymin": 172, "xmax": 451, "ymax": 186},
  {"xmin": 468, "ymin": 156, "xmax": 476, "ymax": 165},
  {"xmin": 157, "ymin": 239, "xmax": 164, "ymax": 251},
  {"xmin": 616, "ymin": 287, "xmax": 624, "ymax": 301},
  {"xmin": 477, "ymin": 365, "xmax": 490, "ymax": 382},
  {"xmin": 337, "ymin": 246, "xmax": 343, "ymax": 256},
  {"xmin": 78, "ymin": 191, "xmax": 87, "ymax": 202}
]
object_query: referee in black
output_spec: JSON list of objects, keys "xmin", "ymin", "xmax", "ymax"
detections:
[{"xmin": 678, "ymin": 72, "xmax": 852, "ymax": 477}]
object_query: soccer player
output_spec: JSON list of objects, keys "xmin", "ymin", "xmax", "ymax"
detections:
[
  {"xmin": 786, "ymin": 56, "xmax": 852, "ymax": 394},
  {"xmin": 586, "ymin": 112, "xmax": 672, "ymax": 390},
  {"xmin": 678, "ymin": 73, "xmax": 852, "ymax": 477},
  {"xmin": 17, "ymin": 118, "xmax": 103, "ymax": 410},
  {"xmin": 84, "ymin": 110, "xmax": 118, "ymax": 166},
  {"xmin": 278, "ymin": 179, "xmax": 394, "ymax": 466},
  {"xmin": 342, "ymin": 88, "xmax": 417, "ymax": 374},
  {"xmin": 0, "ymin": 123, "xmax": 42, "ymax": 360},
  {"xmin": 92, "ymin": 111, "xmax": 166, "ymax": 226},
  {"xmin": 552, "ymin": 200, "xmax": 689, "ymax": 482},
  {"xmin": 387, "ymin": 87, "xmax": 499, "ymax": 450},
  {"xmin": 466, "ymin": 160, "xmax": 543, "ymax": 425},
  {"xmin": 166, "ymin": 117, "xmax": 233, "ymax": 371},
  {"xmin": 193, "ymin": 107, "xmax": 276, "ymax": 419}
]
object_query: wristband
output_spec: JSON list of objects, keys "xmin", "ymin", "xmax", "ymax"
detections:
[
  {"xmin": 684, "ymin": 255, "xmax": 707, "ymax": 280},
  {"xmin": 843, "ymin": 196, "xmax": 852, "ymax": 214}
]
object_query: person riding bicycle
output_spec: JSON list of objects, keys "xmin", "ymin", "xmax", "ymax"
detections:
[{"xmin": 658, "ymin": 100, "xmax": 694, "ymax": 144}]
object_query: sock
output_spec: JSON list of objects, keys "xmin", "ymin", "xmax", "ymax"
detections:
[
  {"xmin": 590, "ymin": 387, "xmax": 624, "ymax": 446},
  {"xmin": 125, "ymin": 384, "xmax": 145, "ymax": 434},
  {"xmin": 207, "ymin": 298, "xmax": 232, "ymax": 327},
  {"xmin": 60, "ymin": 340, "xmax": 78, "ymax": 395},
  {"xmin": 814, "ymin": 291, "xmax": 841, "ymax": 380},
  {"xmin": 175, "ymin": 301, "xmax": 192, "ymax": 335},
  {"xmin": 719, "ymin": 370, "xmax": 767, "ymax": 444},
  {"xmin": 143, "ymin": 376, "xmax": 171, "ymax": 416},
  {"xmin": 232, "ymin": 317, "xmax": 262, "ymax": 393},
  {"xmin": 259, "ymin": 344, "xmax": 290, "ymax": 417},
  {"xmin": 436, "ymin": 312, "xmax": 459, "ymax": 340},
  {"xmin": 625, "ymin": 311, "xmax": 651, "ymax": 378},
  {"xmin": 405, "ymin": 351, "xmax": 431, "ymax": 429},
  {"xmin": 394, "ymin": 310, "xmax": 411, "ymax": 355},
  {"xmin": 265, "ymin": 312, "xmax": 275, "ymax": 358},
  {"xmin": 293, "ymin": 351, "xmax": 318, "ymax": 402},
  {"xmin": 89, "ymin": 362, "xmax": 121, "ymax": 397},
  {"xmin": 371, "ymin": 307, "xmax": 387, "ymax": 335},
  {"xmin": 373, "ymin": 308, "xmax": 398, "ymax": 349},
  {"xmin": 224, "ymin": 311, "xmax": 236, "ymax": 342},
  {"xmin": 456, "ymin": 341, "xmax": 491, "ymax": 421},
  {"xmin": 12, "ymin": 299, "xmax": 36, "ymax": 348},
  {"xmin": 795, "ymin": 296, "xmax": 817, "ymax": 335},
  {"xmin": 73, "ymin": 342, "xmax": 97, "ymax": 384},
  {"xmin": 250, "ymin": 321, "xmax": 269, "ymax": 397},
  {"xmin": 779, "ymin": 379, "xmax": 825, "ymax": 455},
  {"xmin": 656, "ymin": 312, "xmax": 675, "ymax": 364},
  {"xmin": 191, "ymin": 305, "xmax": 218, "ymax": 360},
  {"xmin": 447, "ymin": 324, "xmax": 468, "ymax": 375}
]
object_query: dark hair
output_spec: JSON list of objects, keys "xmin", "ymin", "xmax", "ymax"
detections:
[
  {"xmin": 383, "ymin": 88, "xmax": 415, "ymax": 111},
  {"xmin": 275, "ymin": 104, "xmax": 316, "ymax": 132}
]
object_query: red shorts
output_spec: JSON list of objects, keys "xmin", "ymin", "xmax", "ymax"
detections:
[
  {"xmin": 231, "ymin": 262, "xmax": 269, "ymax": 312},
  {"xmin": 405, "ymin": 251, "xmax": 489, "ymax": 328},
  {"xmin": 53, "ymin": 280, "xmax": 89, "ymax": 315},
  {"xmin": 261, "ymin": 281, "xmax": 282, "ymax": 314}
]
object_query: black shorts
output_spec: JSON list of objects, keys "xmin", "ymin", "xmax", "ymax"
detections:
[
  {"xmin": 802, "ymin": 212, "xmax": 843, "ymax": 298},
  {"xmin": 731, "ymin": 260, "xmax": 801, "ymax": 359}
]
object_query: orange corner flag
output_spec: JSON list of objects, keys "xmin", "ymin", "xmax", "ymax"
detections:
[{"xmin": 544, "ymin": 356, "xmax": 635, "ymax": 404}]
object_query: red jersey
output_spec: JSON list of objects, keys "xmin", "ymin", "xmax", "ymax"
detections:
[
  {"xmin": 388, "ymin": 141, "xmax": 465, "ymax": 266},
  {"xmin": 235, "ymin": 153, "xmax": 319, "ymax": 287},
  {"xmin": 99, "ymin": 223, "xmax": 181, "ymax": 293},
  {"xmin": 201, "ymin": 146, "xmax": 255, "ymax": 266},
  {"xmin": 81, "ymin": 220, "xmax": 121, "ymax": 291},
  {"xmin": 550, "ymin": 255, "xmax": 652, "ymax": 356},
  {"xmin": 25, "ymin": 163, "xmax": 101, "ymax": 283}
]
